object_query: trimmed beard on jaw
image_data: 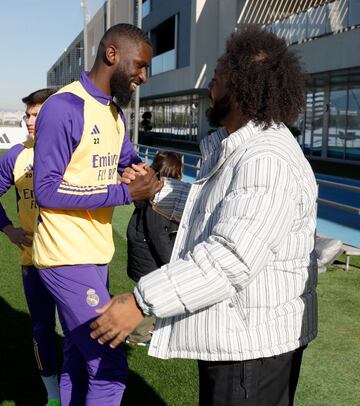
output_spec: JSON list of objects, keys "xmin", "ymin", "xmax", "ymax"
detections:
[
  {"xmin": 114, "ymin": 92, "xmax": 133, "ymax": 108},
  {"xmin": 206, "ymin": 94, "xmax": 231, "ymax": 128},
  {"xmin": 110, "ymin": 70, "xmax": 133, "ymax": 108}
]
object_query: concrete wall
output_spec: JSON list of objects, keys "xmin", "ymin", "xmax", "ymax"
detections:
[
  {"xmin": 86, "ymin": 0, "xmax": 135, "ymax": 70},
  {"xmin": 87, "ymin": 5, "xmax": 106, "ymax": 69},
  {"xmin": 141, "ymin": 0, "xmax": 240, "ymax": 98},
  {"xmin": 292, "ymin": 29, "xmax": 360, "ymax": 74},
  {"xmin": 47, "ymin": 32, "xmax": 84, "ymax": 86},
  {"xmin": 111, "ymin": 0, "xmax": 134, "ymax": 26}
]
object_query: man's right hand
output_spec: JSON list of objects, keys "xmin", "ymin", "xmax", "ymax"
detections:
[
  {"xmin": 3, "ymin": 224, "xmax": 33, "ymax": 248},
  {"xmin": 126, "ymin": 167, "xmax": 163, "ymax": 201},
  {"xmin": 120, "ymin": 163, "xmax": 148, "ymax": 185}
]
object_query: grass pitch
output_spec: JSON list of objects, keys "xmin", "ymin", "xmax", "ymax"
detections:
[{"xmin": 0, "ymin": 150, "xmax": 359, "ymax": 405}]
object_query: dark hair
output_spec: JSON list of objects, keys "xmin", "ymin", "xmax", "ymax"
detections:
[
  {"xmin": 102, "ymin": 23, "xmax": 152, "ymax": 48},
  {"xmin": 221, "ymin": 25, "xmax": 305, "ymax": 128},
  {"xmin": 151, "ymin": 151, "xmax": 183, "ymax": 180},
  {"xmin": 22, "ymin": 88, "xmax": 57, "ymax": 106}
]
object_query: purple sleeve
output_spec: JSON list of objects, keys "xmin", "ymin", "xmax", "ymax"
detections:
[
  {"xmin": 0, "ymin": 144, "xmax": 24, "ymax": 230},
  {"xmin": 117, "ymin": 110, "xmax": 142, "ymax": 174},
  {"xmin": 34, "ymin": 93, "xmax": 132, "ymax": 210},
  {"xmin": 117, "ymin": 134, "xmax": 142, "ymax": 174}
]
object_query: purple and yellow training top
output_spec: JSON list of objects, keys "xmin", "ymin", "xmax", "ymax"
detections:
[
  {"xmin": 33, "ymin": 71, "xmax": 141, "ymax": 268},
  {"xmin": 0, "ymin": 139, "xmax": 36, "ymax": 265}
]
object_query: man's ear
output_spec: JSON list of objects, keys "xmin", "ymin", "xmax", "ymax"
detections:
[{"xmin": 105, "ymin": 45, "xmax": 118, "ymax": 66}]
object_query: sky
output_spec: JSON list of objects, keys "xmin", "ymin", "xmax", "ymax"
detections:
[{"xmin": 0, "ymin": 0, "xmax": 105, "ymax": 111}]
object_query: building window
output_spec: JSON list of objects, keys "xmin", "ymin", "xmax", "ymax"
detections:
[
  {"xmin": 302, "ymin": 86, "xmax": 325, "ymax": 157},
  {"xmin": 349, "ymin": 0, "xmax": 360, "ymax": 26},
  {"xmin": 299, "ymin": 69, "xmax": 360, "ymax": 163},
  {"xmin": 328, "ymin": 73, "xmax": 360, "ymax": 161},
  {"xmin": 346, "ymin": 81, "xmax": 360, "ymax": 160},
  {"xmin": 266, "ymin": 0, "xmax": 360, "ymax": 45},
  {"xmin": 329, "ymin": 79, "xmax": 347, "ymax": 159},
  {"xmin": 142, "ymin": 0, "xmax": 150, "ymax": 18},
  {"xmin": 67, "ymin": 53, "xmax": 72, "ymax": 74},
  {"xmin": 76, "ymin": 43, "xmax": 82, "ymax": 67},
  {"xmin": 150, "ymin": 15, "xmax": 177, "ymax": 75},
  {"xmin": 140, "ymin": 95, "xmax": 199, "ymax": 143}
]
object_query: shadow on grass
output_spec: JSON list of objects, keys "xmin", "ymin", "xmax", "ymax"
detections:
[
  {"xmin": 121, "ymin": 345, "xmax": 166, "ymax": 406},
  {"xmin": 0, "ymin": 296, "xmax": 48, "ymax": 406},
  {"xmin": 0, "ymin": 297, "xmax": 165, "ymax": 405},
  {"xmin": 123, "ymin": 370, "xmax": 167, "ymax": 404}
]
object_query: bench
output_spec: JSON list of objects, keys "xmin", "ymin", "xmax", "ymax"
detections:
[{"xmin": 342, "ymin": 244, "xmax": 360, "ymax": 272}]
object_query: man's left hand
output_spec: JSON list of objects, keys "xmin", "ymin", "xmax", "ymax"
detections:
[{"xmin": 90, "ymin": 293, "xmax": 145, "ymax": 348}]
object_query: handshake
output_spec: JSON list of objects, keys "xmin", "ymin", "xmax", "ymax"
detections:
[{"xmin": 120, "ymin": 162, "xmax": 163, "ymax": 201}]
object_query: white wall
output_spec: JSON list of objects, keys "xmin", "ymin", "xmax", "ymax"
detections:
[{"xmin": 0, "ymin": 126, "xmax": 28, "ymax": 149}]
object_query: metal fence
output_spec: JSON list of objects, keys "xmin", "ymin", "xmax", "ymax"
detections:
[
  {"xmin": 317, "ymin": 179, "xmax": 360, "ymax": 215},
  {"xmin": 134, "ymin": 143, "xmax": 360, "ymax": 216},
  {"xmin": 134, "ymin": 143, "xmax": 202, "ymax": 178}
]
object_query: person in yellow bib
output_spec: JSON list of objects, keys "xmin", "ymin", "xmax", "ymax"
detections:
[
  {"xmin": 91, "ymin": 25, "xmax": 318, "ymax": 406},
  {"xmin": 0, "ymin": 88, "xmax": 60, "ymax": 406},
  {"xmin": 32, "ymin": 24, "xmax": 162, "ymax": 405}
]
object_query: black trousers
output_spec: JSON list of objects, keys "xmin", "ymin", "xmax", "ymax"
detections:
[{"xmin": 198, "ymin": 346, "xmax": 306, "ymax": 406}]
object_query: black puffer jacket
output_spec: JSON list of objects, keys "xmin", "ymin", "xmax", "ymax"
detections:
[{"xmin": 126, "ymin": 200, "xmax": 179, "ymax": 282}]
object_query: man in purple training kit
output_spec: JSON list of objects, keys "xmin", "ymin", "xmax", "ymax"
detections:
[
  {"xmin": 0, "ymin": 88, "xmax": 60, "ymax": 406},
  {"xmin": 32, "ymin": 24, "xmax": 162, "ymax": 405}
]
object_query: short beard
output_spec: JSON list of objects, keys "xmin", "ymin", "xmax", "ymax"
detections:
[
  {"xmin": 206, "ymin": 94, "xmax": 231, "ymax": 128},
  {"xmin": 110, "ymin": 68, "xmax": 133, "ymax": 108}
]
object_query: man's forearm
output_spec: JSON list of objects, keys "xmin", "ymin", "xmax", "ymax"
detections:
[{"xmin": 35, "ymin": 181, "xmax": 132, "ymax": 210}]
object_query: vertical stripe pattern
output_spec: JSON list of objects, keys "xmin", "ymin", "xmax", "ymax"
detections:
[{"xmin": 135, "ymin": 121, "xmax": 318, "ymax": 361}]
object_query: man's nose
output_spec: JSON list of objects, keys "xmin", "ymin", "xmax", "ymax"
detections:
[
  {"xmin": 139, "ymin": 67, "xmax": 148, "ymax": 84},
  {"xmin": 28, "ymin": 116, "xmax": 36, "ymax": 126}
]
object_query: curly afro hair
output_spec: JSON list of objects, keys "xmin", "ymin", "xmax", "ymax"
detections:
[{"xmin": 221, "ymin": 25, "xmax": 305, "ymax": 128}]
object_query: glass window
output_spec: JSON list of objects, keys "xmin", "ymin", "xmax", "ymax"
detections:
[
  {"xmin": 67, "ymin": 54, "xmax": 71, "ymax": 74},
  {"xmin": 150, "ymin": 16, "xmax": 176, "ymax": 75},
  {"xmin": 151, "ymin": 16, "xmax": 175, "ymax": 56},
  {"xmin": 302, "ymin": 69, "xmax": 360, "ymax": 162},
  {"xmin": 349, "ymin": 0, "xmax": 360, "ymax": 26},
  {"xmin": 302, "ymin": 86, "xmax": 325, "ymax": 157},
  {"xmin": 311, "ymin": 89, "xmax": 325, "ymax": 156},
  {"xmin": 326, "ymin": 0, "xmax": 349, "ymax": 32},
  {"xmin": 151, "ymin": 50, "xmax": 176, "ymax": 76},
  {"xmin": 306, "ymin": 5, "xmax": 327, "ymax": 39},
  {"xmin": 264, "ymin": 0, "xmax": 356, "ymax": 43},
  {"xmin": 76, "ymin": 43, "xmax": 82, "ymax": 67},
  {"xmin": 142, "ymin": 0, "xmax": 150, "ymax": 18},
  {"xmin": 278, "ymin": 17, "xmax": 291, "ymax": 43},
  {"xmin": 289, "ymin": 12, "xmax": 307, "ymax": 43},
  {"xmin": 140, "ymin": 95, "xmax": 199, "ymax": 143},
  {"xmin": 346, "ymin": 82, "xmax": 360, "ymax": 160},
  {"xmin": 304, "ymin": 91, "xmax": 314, "ymax": 155},
  {"xmin": 328, "ymin": 85, "xmax": 347, "ymax": 159}
]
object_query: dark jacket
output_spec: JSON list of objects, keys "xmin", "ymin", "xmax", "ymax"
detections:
[{"xmin": 127, "ymin": 200, "xmax": 179, "ymax": 282}]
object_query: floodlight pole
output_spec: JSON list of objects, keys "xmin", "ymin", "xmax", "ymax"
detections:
[
  {"xmin": 106, "ymin": 0, "xmax": 111, "ymax": 30},
  {"xmin": 81, "ymin": 0, "xmax": 89, "ymax": 71},
  {"xmin": 133, "ymin": 0, "xmax": 142, "ymax": 144}
]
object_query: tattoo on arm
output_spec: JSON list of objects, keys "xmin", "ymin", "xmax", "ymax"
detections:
[{"xmin": 116, "ymin": 293, "xmax": 132, "ymax": 305}]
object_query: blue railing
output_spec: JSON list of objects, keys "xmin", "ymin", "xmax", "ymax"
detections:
[{"xmin": 134, "ymin": 143, "xmax": 360, "ymax": 246}]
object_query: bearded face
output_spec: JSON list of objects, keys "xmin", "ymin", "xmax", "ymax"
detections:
[
  {"xmin": 206, "ymin": 93, "xmax": 232, "ymax": 128},
  {"xmin": 109, "ymin": 40, "xmax": 152, "ymax": 108},
  {"xmin": 110, "ymin": 64, "xmax": 134, "ymax": 108}
]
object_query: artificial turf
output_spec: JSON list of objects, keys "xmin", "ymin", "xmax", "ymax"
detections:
[{"xmin": 0, "ymin": 150, "xmax": 359, "ymax": 405}]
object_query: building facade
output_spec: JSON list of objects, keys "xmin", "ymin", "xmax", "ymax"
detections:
[
  {"xmin": 47, "ymin": 32, "xmax": 85, "ymax": 87},
  {"xmin": 47, "ymin": 0, "xmax": 360, "ymax": 176}
]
